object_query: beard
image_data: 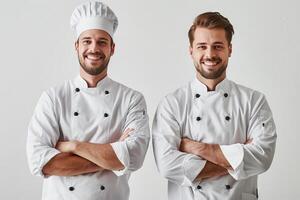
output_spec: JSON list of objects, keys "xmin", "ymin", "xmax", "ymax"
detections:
[
  {"xmin": 195, "ymin": 57, "xmax": 227, "ymax": 79},
  {"xmin": 78, "ymin": 52, "xmax": 110, "ymax": 76}
]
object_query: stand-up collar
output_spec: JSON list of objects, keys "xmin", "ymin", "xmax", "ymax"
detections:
[
  {"xmin": 191, "ymin": 77, "xmax": 231, "ymax": 95},
  {"xmin": 73, "ymin": 75, "xmax": 112, "ymax": 91}
]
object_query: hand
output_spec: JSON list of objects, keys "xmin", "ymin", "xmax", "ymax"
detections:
[
  {"xmin": 119, "ymin": 128, "xmax": 134, "ymax": 141},
  {"xmin": 56, "ymin": 141, "xmax": 78, "ymax": 153},
  {"xmin": 245, "ymin": 138, "xmax": 253, "ymax": 144},
  {"xmin": 180, "ymin": 137, "xmax": 204, "ymax": 154}
]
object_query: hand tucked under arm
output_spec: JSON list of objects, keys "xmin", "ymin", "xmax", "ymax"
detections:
[
  {"xmin": 195, "ymin": 161, "xmax": 228, "ymax": 181},
  {"xmin": 42, "ymin": 152, "xmax": 102, "ymax": 176},
  {"xmin": 180, "ymin": 138, "xmax": 232, "ymax": 169}
]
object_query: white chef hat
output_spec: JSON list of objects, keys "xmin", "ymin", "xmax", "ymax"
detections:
[{"xmin": 70, "ymin": 1, "xmax": 118, "ymax": 39}]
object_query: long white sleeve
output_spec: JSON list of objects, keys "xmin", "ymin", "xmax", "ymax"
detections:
[
  {"xmin": 26, "ymin": 91, "xmax": 60, "ymax": 177},
  {"xmin": 220, "ymin": 93, "xmax": 277, "ymax": 180},
  {"xmin": 152, "ymin": 97, "xmax": 206, "ymax": 187},
  {"xmin": 111, "ymin": 92, "xmax": 150, "ymax": 176}
]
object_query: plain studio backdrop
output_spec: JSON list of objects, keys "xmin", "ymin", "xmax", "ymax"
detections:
[{"xmin": 0, "ymin": 0, "xmax": 299, "ymax": 199}]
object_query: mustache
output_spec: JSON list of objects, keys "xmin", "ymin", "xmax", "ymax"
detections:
[
  {"xmin": 84, "ymin": 52, "xmax": 105, "ymax": 58},
  {"xmin": 201, "ymin": 57, "xmax": 222, "ymax": 62}
]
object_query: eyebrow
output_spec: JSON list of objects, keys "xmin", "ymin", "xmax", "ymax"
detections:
[
  {"xmin": 81, "ymin": 37, "xmax": 109, "ymax": 41},
  {"xmin": 196, "ymin": 42, "xmax": 225, "ymax": 45}
]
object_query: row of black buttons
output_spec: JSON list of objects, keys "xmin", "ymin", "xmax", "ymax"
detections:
[
  {"xmin": 73, "ymin": 112, "xmax": 109, "ymax": 117},
  {"xmin": 69, "ymin": 185, "xmax": 105, "ymax": 191},
  {"xmin": 75, "ymin": 88, "xmax": 110, "ymax": 95},
  {"xmin": 197, "ymin": 184, "xmax": 231, "ymax": 190},
  {"xmin": 196, "ymin": 116, "xmax": 231, "ymax": 121},
  {"xmin": 195, "ymin": 93, "xmax": 229, "ymax": 98}
]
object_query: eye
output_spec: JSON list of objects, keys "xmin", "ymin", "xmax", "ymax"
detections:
[
  {"xmin": 197, "ymin": 45, "xmax": 206, "ymax": 50},
  {"xmin": 82, "ymin": 40, "xmax": 91, "ymax": 45},
  {"xmin": 98, "ymin": 40, "xmax": 108, "ymax": 46},
  {"xmin": 214, "ymin": 45, "xmax": 224, "ymax": 50}
]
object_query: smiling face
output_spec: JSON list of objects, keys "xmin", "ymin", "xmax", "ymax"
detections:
[
  {"xmin": 75, "ymin": 29, "xmax": 115, "ymax": 76},
  {"xmin": 190, "ymin": 27, "xmax": 232, "ymax": 81}
]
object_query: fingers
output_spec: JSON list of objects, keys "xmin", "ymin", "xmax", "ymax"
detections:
[
  {"xmin": 245, "ymin": 138, "xmax": 253, "ymax": 144},
  {"xmin": 119, "ymin": 128, "xmax": 134, "ymax": 141}
]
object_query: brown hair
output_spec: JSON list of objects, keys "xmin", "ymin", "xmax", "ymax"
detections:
[{"xmin": 188, "ymin": 12, "xmax": 234, "ymax": 46}]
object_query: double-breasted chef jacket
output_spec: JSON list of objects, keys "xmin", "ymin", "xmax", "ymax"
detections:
[
  {"xmin": 27, "ymin": 75, "xmax": 150, "ymax": 200},
  {"xmin": 152, "ymin": 78, "xmax": 277, "ymax": 200}
]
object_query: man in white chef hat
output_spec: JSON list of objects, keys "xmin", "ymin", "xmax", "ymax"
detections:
[
  {"xmin": 27, "ymin": 1, "xmax": 150, "ymax": 200},
  {"xmin": 152, "ymin": 12, "xmax": 277, "ymax": 199}
]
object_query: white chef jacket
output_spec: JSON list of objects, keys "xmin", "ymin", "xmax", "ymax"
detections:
[
  {"xmin": 152, "ymin": 78, "xmax": 277, "ymax": 200},
  {"xmin": 27, "ymin": 75, "xmax": 150, "ymax": 200}
]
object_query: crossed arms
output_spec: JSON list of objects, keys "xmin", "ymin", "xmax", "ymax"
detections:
[
  {"xmin": 42, "ymin": 129, "xmax": 132, "ymax": 176},
  {"xmin": 152, "ymin": 94, "xmax": 276, "ymax": 186},
  {"xmin": 27, "ymin": 91, "xmax": 150, "ymax": 178},
  {"xmin": 179, "ymin": 138, "xmax": 252, "ymax": 181}
]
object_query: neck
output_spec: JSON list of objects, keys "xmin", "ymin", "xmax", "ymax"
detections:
[
  {"xmin": 80, "ymin": 68, "xmax": 108, "ymax": 88},
  {"xmin": 196, "ymin": 73, "xmax": 226, "ymax": 91}
]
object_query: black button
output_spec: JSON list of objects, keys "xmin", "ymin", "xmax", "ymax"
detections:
[
  {"xmin": 104, "ymin": 113, "xmax": 109, "ymax": 117},
  {"xmin": 74, "ymin": 112, "xmax": 79, "ymax": 116},
  {"xmin": 197, "ymin": 185, "xmax": 202, "ymax": 190},
  {"xmin": 195, "ymin": 93, "xmax": 200, "ymax": 98},
  {"xmin": 105, "ymin": 90, "xmax": 109, "ymax": 95},
  {"xmin": 262, "ymin": 123, "xmax": 265, "ymax": 127},
  {"xmin": 225, "ymin": 116, "xmax": 230, "ymax": 121},
  {"xmin": 224, "ymin": 93, "xmax": 228, "ymax": 98},
  {"xmin": 75, "ymin": 88, "xmax": 80, "ymax": 92},
  {"xmin": 100, "ymin": 185, "xmax": 105, "ymax": 190},
  {"xmin": 69, "ymin": 186, "xmax": 75, "ymax": 191},
  {"xmin": 225, "ymin": 185, "xmax": 231, "ymax": 190},
  {"xmin": 196, "ymin": 117, "xmax": 201, "ymax": 121}
]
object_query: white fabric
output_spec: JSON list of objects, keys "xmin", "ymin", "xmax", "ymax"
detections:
[
  {"xmin": 152, "ymin": 77, "xmax": 277, "ymax": 200},
  {"xmin": 70, "ymin": 1, "xmax": 118, "ymax": 39},
  {"xmin": 27, "ymin": 75, "xmax": 150, "ymax": 200}
]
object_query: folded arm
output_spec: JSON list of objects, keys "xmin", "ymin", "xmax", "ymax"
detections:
[
  {"xmin": 180, "ymin": 138, "xmax": 232, "ymax": 169},
  {"xmin": 56, "ymin": 93, "xmax": 150, "ymax": 175},
  {"xmin": 180, "ymin": 93, "xmax": 277, "ymax": 181},
  {"xmin": 196, "ymin": 161, "xmax": 228, "ymax": 180},
  {"xmin": 42, "ymin": 153, "xmax": 102, "ymax": 176}
]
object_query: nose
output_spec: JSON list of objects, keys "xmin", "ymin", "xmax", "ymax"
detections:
[
  {"xmin": 90, "ymin": 41, "xmax": 100, "ymax": 53},
  {"xmin": 205, "ymin": 47, "xmax": 216, "ymax": 58}
]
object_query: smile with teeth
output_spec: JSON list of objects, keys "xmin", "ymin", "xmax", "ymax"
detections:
[
  {"xmin": 201, "ymin": 58, "xmax": 221, "ymax": 67},
  {"xmin": 85, "ymin": 54, "xmax": 104, "ymax": 61},
  {"xmin": 202, "ymin": 61, "xmax": 219, "ymax": 66}
]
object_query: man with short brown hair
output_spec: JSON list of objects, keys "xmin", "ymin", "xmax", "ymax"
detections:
[{"xmin": 152, "ymin": 12, "xmax": 276, "ymax": 200}]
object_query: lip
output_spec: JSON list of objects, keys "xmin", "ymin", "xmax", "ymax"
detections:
[
  {"xmin": 84, "ymin": 54, "xmax": 104, "ymax": 61},
  {"xmin": 200, "ymin": 58, "xmax": 221, "ymax": 67},
  {"xmin": 202, "ymin": 62, "xmax": 218, "ymax": 66}
]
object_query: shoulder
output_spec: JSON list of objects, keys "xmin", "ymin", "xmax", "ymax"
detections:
[
  {"xmin": 157, "ymin": 82, "xmax": 190, "ymax": 111},
  {"xmin": 229, "ymin": 80, "xmax": 270, "ymax": 115},
  {"xmin": 110, "ymin": 79, "xmax": 146, "ymax": 104},
  {"xmin": 42, "ymin": 80, "xmax": 72, "ymax": 101},
  {"xmin": 229, "ymin": 80, "xmax": 265, "ymax": 102}
]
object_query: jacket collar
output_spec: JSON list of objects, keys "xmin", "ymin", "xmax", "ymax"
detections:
[
  {"xmin": 73, "ymin": 75, "xmax": 112, "ymax": 91},
  {"xmin": 191, "ymin": 77, "xmax": 231, "ymax": 95}
]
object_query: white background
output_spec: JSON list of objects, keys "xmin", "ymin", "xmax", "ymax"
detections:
[{"xmin": 0, "ymin": 0, "xmax": 299, "ymax": 199}]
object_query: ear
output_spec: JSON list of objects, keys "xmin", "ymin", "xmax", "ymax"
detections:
[
  {"xmin": 228, "ymin": 43, "xmax": 232, "ymax": 57},
  {"xmin": 75, "ymin": 40, "xmax": 79, "ymax": 51},
  {"xmin": 110, "ymin": 43, "xmax": 115, "ymax": 56},
  {"xmin": 189, "ymin": 45, "xmax": 193, "ymax": 56}
]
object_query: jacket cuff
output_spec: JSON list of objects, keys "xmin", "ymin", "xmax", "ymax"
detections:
[
  {"xmin": 110, "ymin": 141, "xmax": 130, "ymax": 176},
  {"xmin": 220, "ymin": 143, "xmax": 244, "ymax": 179}
]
